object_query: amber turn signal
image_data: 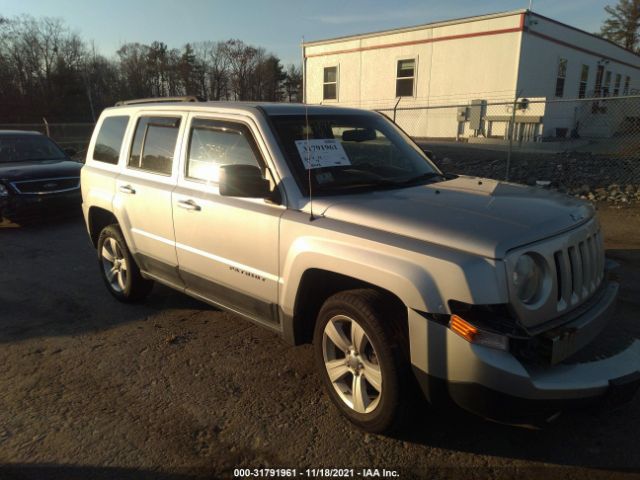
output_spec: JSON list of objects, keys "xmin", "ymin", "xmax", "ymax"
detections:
[{"xmin": 449, "ymin": 314, "xmax": 478, "ymax": 342}]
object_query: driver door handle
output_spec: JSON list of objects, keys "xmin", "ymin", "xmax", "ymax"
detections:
[
  {"xmin": 177, "ymin": 199, "xmax": 201, "ymax": 211},
  {"xmin": 118, "ymin": 184, "xmax": 136, "ymax": 195}
]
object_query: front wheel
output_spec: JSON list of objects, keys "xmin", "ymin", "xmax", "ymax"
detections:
[
  {"xmin": 313, "ymin": 289, "xmax": 411, "ymax": 433},
  {"xmin": 97, "ymin": 224, "xmax": 153, "ymax": 302}
]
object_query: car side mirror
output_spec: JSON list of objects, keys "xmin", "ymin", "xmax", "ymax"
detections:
[
  {"xmin": 421, "ymin": 148, "xmax": 436, "ymax": 162},
  {"xmin": 219, "ymin": 164, "xmax": 271, "ymax": 198},
  {"xmin": 64, "ymin": 147, "xmax": 77, "ymax": 157}
]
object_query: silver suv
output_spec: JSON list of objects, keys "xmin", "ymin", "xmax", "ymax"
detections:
[{"xmin": 81, "ymin": 98, "xmax": 640, "ymax": 432}]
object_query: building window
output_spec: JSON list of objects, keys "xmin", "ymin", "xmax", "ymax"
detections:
[
  {"xmin": 554, "ymin": 58, "xmax": 568, "ymax": 97},
  {"xmin": 603, "ymin": 71, "xmax": 612, "ymax": 97},
  {"xmin": 624, "ymin": 76, "xmax": 631, "ymax": 95},
  {"xmin": 323, "ymin": 66, "xmax": 338, "ymax": 101},
  {"xmin": 578, "ymin": 65, "xmax": 589, "ymax": 99},
  {"xmin": 594, "ymin": 65, "xmax": 604, "ymax": 97},
  {"xmin": 396, "ymin": 59, "xmax": 416, "ymax": 97},
  {"xmin": 613, "ymin": 73, "xmax": 621, "ymax": 96}
]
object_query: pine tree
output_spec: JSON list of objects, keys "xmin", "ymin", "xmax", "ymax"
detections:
[{"xmin": 600, "ymin": 0, "xmax": 640, "ymax": 51}]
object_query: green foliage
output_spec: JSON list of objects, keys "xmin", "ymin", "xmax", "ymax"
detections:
[{"xmin": 600, "ymin": 0, "xmax": 640, "ymax": 51}]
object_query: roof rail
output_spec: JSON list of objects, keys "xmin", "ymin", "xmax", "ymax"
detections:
[{"xmin": 115, "ymin": 96, "xmax": 201, "ymax": 106}]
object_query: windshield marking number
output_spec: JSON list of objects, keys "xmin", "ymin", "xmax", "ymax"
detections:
[{"xmin": 294, "ymin": 139, "xmax": 351, "ymax": 170}]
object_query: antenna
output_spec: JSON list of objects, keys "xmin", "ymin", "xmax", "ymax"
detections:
[
  {"xmin": 305, "ymin": 101, "xmax": 315, "ymax": 221},
  {"xmin": 528, "ymin": 0, "xmax": 533, "ymax": 10},
  {"xmin": 301, "ymin": 34, "xmax": 315, "ymax": 221}
]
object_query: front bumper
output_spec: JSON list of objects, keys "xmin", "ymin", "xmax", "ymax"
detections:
[
  {"xmin": 409, "ymin": 281, "xmax": 640, "ymax": 423},
  {"xmin": 0, "ymin": 189, "xmax": 82, "ymax": 222}
]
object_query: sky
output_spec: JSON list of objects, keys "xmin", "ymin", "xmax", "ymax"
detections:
[{"xmin": 0, "ymin": 0, "xmax": 611, "ymax": 65}]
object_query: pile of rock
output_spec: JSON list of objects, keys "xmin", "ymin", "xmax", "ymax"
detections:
[
  {"xmin": 568, "ymin": 184, "xmax": 640, "ymax": 205},
  {"xmin": 433, "ymin": 150, "xmax": 640, "ymax": 205}
]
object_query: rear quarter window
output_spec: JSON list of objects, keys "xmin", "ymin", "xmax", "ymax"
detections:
[{"xmin": 93, "ymin": 116, "xmax": 130, "ymax": 164}]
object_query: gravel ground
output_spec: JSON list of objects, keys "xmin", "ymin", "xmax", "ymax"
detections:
[
  {"xmin": 0, "ymin": 207, "xmax": 639, "ymax": 480},
  {"xmin": 422, "ymin": 142, "xmax": 640, "ymax": 204}
]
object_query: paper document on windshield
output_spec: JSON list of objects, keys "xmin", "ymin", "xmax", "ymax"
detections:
[{"xmin": 295, "ymin": 139, "xmax": 351, "ymax": 170}]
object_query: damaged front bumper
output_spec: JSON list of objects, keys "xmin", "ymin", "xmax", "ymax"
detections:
[{"xmin": 409, "ymin": 281, "xmax": 640, "ymax": 424}]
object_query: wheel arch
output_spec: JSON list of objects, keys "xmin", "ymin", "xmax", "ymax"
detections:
[
  {"xmin": 283, "ymin": 269, "xmax": 412, "ymax": 346},
  {"xmin": 88, "ymin": 206, "xmax": 118, "ymax": 247}
]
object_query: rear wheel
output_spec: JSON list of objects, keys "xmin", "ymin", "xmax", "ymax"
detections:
[
  {"xmin": 97, "ymin": 224, "xmax": 153, "ymax": 302},
  {"xmin": 313, "ymin": 289, "xmax": 411, "ymax": 433}
]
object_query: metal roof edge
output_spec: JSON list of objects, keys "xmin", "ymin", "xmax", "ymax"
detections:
[{"xmin": 303, "ymin": 9, "xmax": 527, "ymax": 47}]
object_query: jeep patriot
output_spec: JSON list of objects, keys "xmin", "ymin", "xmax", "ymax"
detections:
[{"xmin": 81, "ymin": 98, "xmax": 640, "ymax": 432}]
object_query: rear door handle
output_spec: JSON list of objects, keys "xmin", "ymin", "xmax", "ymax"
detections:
[
  {"xmin": 118, "ymin": 185, "xmax": 136, "ymax": 195},
  {"xmin": 177, "ymin": 199, "xmax": 201, "ymax": 211}
]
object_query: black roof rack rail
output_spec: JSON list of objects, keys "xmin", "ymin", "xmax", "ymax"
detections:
[{"xmin": 115, "ymin": 96, "xmax": 201, "ymax": 106}]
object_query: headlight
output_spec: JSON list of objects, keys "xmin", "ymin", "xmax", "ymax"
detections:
[
  {"xmin": 0, "ymin": 183, "xmax": 9, "ymax": 197},
  {"xmin": 512, "ymin": 253, "xmax": 545, "ymax": 305}
]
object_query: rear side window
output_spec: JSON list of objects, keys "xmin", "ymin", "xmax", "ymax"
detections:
[
  {"xmin": 128, "ymin": 116, "xmax": 181, "ymax": 175},
  {"xmin": 93, "ymin": 116, "xmax": 129, "ymax": 164},
  {"xmin": 186, "ymin": 118, "xmax": 262, "ymax": 182}
]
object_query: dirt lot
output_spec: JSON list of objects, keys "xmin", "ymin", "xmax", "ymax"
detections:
[{"xmin": 1, "ymin": 205, "xmax": 639, "ymax": 480}]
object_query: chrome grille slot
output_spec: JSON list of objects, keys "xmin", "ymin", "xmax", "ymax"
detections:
[
  {"xmin": 553, "ymin": 251, "xmax": 563, "ymax": 302},
  {"xmin": 568, "ymin": 245, "xmax": 582, "ymax": 301},
  {"xmin": 579, "ymin": 241, "xmax": 589, "ymax": 296},
  {"xmin": 11, "ymin": 176, "xmax": 80, "ymax": 195},
  {"xmin": 554, "ymin": 229, "xmax": 604, "ymax": 311}
]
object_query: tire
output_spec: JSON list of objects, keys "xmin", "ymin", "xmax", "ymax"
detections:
[
  {"xmin": 313, "ymin": 289, "xmax": 411, "ymax": 433},
  {"xmin": 97, "ymin": 224, "xmax": 153, "ymax": 302}
]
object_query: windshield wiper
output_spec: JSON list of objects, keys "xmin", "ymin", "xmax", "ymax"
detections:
[
  {"xmin": 315, "ymin": 172, "xmax": 444, "ymax": 195},
  {"xmin": 321, "ymin": 178, "xmax": 401, "ymax": 192},
  {"xmin": 396, "ymin": 172, "xmax": 445, "ymax": 185}
]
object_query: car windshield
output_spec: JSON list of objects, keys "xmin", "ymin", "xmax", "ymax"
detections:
[
  {"xmin": 270, "ymin": 113, "xmax": 442, "ymax": 195},
  {"xmin": 0, "ymin": 135, "xmax": 66, "ymax": 163}
]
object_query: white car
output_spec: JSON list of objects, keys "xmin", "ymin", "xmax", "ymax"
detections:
[{"xmin": 80, "ymin": 98, "xmax": 639, "ymax": 432}]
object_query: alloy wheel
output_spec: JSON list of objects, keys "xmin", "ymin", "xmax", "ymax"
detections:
[
  {"xmin": 101, "ymin": 236, "xmax": 128, "ymax": 293},
  {"xmin": 322, "ymin": 314, "xmax": 383, "ymax": 414}
]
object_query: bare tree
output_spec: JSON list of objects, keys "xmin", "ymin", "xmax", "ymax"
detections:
[
  {"xmin": 0, "ymin": 14, "xmax": 290, "ymax": 122},
  {"xmin": 225, "ymin": 39, "xmax": 260, "ymax": 101},
  {"xmin": 207, "ymin": 41, "xmax": 231, "ymax": 100}
]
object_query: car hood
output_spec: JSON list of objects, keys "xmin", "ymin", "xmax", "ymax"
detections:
[
  {"xmin": 316, "ymin": 176, "xmax": 593, "ymax": 259},
  {"xmin": 0, "ymin": 159, "xmax": 82, "ymax": 182}
]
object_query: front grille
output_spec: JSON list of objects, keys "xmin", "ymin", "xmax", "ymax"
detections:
[
  {"xmin": 11, "ymin": 177, "xmax": 80, "ymax": 195},
  {"xmin": 552, "ymin": 228, "xmax": 605, "ymax": 312},
  {"xmin": 506, "ymin": 218, "xmax": 604, "ymax": 329}
]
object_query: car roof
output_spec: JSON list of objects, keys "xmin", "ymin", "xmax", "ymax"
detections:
[
  {"xmin": 0, "ymin": 130, "xmax": 44, "ymax": 136},
  {"xmin": 102, "ymin": 101, "xmax": 377, "ymax": 117}
]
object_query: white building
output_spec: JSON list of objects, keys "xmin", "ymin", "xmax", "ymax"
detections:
[{"xmin": 303, "ymin": 9, "xmax": 640, "ymax": 140}]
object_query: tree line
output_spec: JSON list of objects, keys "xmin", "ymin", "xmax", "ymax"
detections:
[
  {"xmin": 1, "ymin": 2, "xmax": 638, "ymax": 124},
  {"xmin": 0, "ymin": 15, "xmax": 303, "ymax": 123}
]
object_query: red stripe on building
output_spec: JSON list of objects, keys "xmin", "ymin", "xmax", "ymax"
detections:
[
  {"xmin": 304, "ymin": 26, "xmax": 524, "ymax": 58},
  {"xmin": 304, "ymin": 12, "xmax": 640, "ymax": 71}
]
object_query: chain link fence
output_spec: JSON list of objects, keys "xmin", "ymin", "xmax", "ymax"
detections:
[
  {"xmin": 377, "ymin": 94, "xmax": 640, "ymax": 204},
  {"xmin": 3, "ymin": 96, "xmax": 640, "ymax": 203},
  {"xmin": 0, "ymin": 122, "xmax": 94, "ymax": 160}
]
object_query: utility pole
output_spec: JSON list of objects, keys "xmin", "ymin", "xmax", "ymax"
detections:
[{"xmin": 506, "ymin": 90, "xmax": 523, "ymax": 181}]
